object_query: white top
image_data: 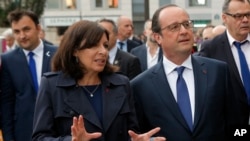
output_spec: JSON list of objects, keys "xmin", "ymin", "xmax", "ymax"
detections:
[
  {"xmin": 146, "ymin": 43, "xmax": 159, "ymax": 69},
  {"xmin": 108, "ymin": 45, "xmax": 118, "ymax": 64},
  {"xmin": 163, "ymin": 55, "xmax": 195, "ymax": 123}
]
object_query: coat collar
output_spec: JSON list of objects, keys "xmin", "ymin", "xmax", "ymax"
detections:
[{"xmin": 57, "ymin": 72, "xmax": 128, "ymax": 131}]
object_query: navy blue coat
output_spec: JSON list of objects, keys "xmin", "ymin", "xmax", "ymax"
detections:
[
  {"xmin": 131, "ymin": 56, "xmax": 232, "ymax": 141},
  {"xmin": 0, "ymin": 44, "xmax": 57, "ymax": 141},
  {"xmin": 32, "ymin": 72, "xmax": 139, "ymax": 141}
]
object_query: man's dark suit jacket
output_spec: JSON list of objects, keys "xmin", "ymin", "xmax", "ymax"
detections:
[
  {"xmin": 131, "ymin": 56, "xmax": 232, "ymax": 141},
  {"xmin": 127, "ymin": 39, "xmax": 140, "ymax": 52},
  {"xmin": 130, "ymin": 36, "xmax": 143, "ymax": 45},
  {"xmin": 199, "ymin": 32, "xmax": 250, "ymax": 127},
  {"xmin": 130, "ymin": 44, "xmax": 163, "ymax": 71},
  {"xmin": 0, "ymin": 44, "xmax": 57, "ymax": 141},
  {"xmin": 32, "ymin": 72, "xmax": 139, "ymax": 141},
  {"xmin": 113, "ymin": 49, "xmax": 141, "ymax": 80}
]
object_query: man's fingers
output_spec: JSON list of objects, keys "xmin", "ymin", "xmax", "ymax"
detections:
[
  {"xmin": 146, "ymin": 127, "xmax": 161, "ymax": 137},
  {"xmin": 128, "ymin": 130, "xmax": 138, "ymax": 138}
]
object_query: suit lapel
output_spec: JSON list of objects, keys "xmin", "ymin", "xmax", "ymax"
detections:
[
  {"xmin": 151, "ymin": 63, "xmax": 191, "ymax": 131},
  {"xmin": 113, "ymin": 49, "xmax": 122, "ymax": 66},
  {"xmin": 140, "ymin": 46, "xmax": 147, "ymax": 70},
  {"xmin": 16, "ymin": 48, "xmax": 36, "ymax": 92},
  {"xmin": 41, "ymin": 45, "xmax": 53, "ymax": 74},
  {"xmin": 221, "ymin": 34, "xmax": 243, "ymax": 86},
  {"xmin": 191, "ymin": 56, "xmax": 207, "ymax": 131}
]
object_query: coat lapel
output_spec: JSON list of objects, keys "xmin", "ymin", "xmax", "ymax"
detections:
[
  {"xmin": 16, "ymin": 48, "xmax": 35, "ymax": 92},
  {"xmin": 60, "ymin": 74, "xmax": 103, "ymax": 129},
  {"xmin": 191, "ymin": 56, "xmax": 207, "ymax": 131},
  {"xmin": 41, "ymin": 45, "xmax": 55, "ymax": 74},
  {"xmin": 101, "ymin": 75, "xmax": 128, "ymax": 132}
]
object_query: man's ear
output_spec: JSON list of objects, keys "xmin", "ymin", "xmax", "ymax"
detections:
[{"xmin": 153, "ymin": 32, "xmax": 162, "ymax": 45}]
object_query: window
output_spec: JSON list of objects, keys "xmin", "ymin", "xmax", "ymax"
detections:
[
  {"xmin": 46, "ymin": 0, "xmax": 77, "ymax": 10},
  {"xmin": 65, "ymin": 0, "xmax": 76, "ymax": 9},
  {"xmin": 95, "ymin": 0, "xmax": 119, "ymax": 8},
  {"xmin": 189, "ymin": 0, "xmax": 208, "ymax": 6}
]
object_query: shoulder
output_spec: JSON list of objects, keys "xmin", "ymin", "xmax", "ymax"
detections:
[
  {"xmin": 201, "ymin": 32, "xmax": 227, "ymax": 47},
  {"xmin": 193, "ymin": 55, "xmax": 227, "ymax": 67},
  {"xmin": 118, "ymin": 50, "xmax": 138, "ymax": 59},
  {"xmin": 43, "ymin": 71, "xmax": 60, "ymax": 78},
  {"xmin": 1, "ymin": 47, "xmax": 22, "ymax": 60},
  {"xmin": 44, "ymin": 43, "xmax": 58, "ymax": 51},
  {"xmin": 130, "ymin": 44, "xmax": 145, "ymax": 53},
  {"xmin": 127, "ymin": 39, "xmax": 140, "ymax": 47}
]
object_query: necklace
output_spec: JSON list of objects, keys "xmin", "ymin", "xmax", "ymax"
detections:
[{"xmin": 82, "ymin": 85, "xmax": 99, "ymax": 97}]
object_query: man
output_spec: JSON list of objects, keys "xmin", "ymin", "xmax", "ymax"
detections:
[
  {"xmin": 98, "ymin": 18, "xmax": 141, "ymax": 80},
  {"xmin": 131, "ymin": 19, "xmax": 163, "ymax": 71},
  {"xmin": 131, "ymin": 4, "xmax": 233, "ymax": 141},
  {"xmin": 0, "ymin": 10, "xmax": 57, "ymax": 141},
  {"xmin": 116, "ymin": 15, "xmax": 140, "ymax": 52},
  {"xmin": 196, "ymin": 25, "xmax": 215, "ymax": 52},
  {"xmin": 212, "ymin": 24, "xmax": 227, "ymax": 37},
  {"xmin": 201, "ymin": 25, "xmax": 215, "ymax": 41},
  {"xmin": 1, "ymin": 28, "xmax": 16, "ymax": 52},
  {"xmin": 200, "ymin": 0, "xmax": 250, "ymax": 127},
  {"xmin": 39, "ymin": 28, "xmax": 54, "ymax": 45}
]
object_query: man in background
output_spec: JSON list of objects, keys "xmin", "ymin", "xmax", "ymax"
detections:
[
  {"xmin": 131, "ymin": 19, "xmax": 163, "ymax": 71},
  {"xmin": 200, "ymin": 0, "xmax": 250, "ymax": 127},
  {"xmin": 0, "ymin": 10, "xmax": 57, "ymax": 141},
  {"xmin": 116, "ymin": 15, "xmax": 140, "ymax": 52},
  {"xmin": 2, "ymin": 28, "xmax": 16, "ymax": 52},
  {"xmin": 99, "ymin": 18, "xmax": 141, "ymax": 80}
]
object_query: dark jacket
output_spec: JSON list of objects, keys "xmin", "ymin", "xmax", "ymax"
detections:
[
  {"xmin": 32, "ymin": 72, "xmax": 139, "ymax": 141},
  {"xmin": 0, "ymin": 44, "xmax": 57, "ymax": 141}
]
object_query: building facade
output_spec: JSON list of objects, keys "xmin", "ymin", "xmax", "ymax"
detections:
[{"xmin": 41, "ymin": 0, "xmax": 224, "ymax": 44}]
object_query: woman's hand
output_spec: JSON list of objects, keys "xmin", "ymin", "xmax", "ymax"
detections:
[
  {"xmin": 71, "ymin": 115, "xmax": 102, "ymax": 141},
  {"xmin": 128, "ymin": 127, "xmax": 166, "ymax": 141}
]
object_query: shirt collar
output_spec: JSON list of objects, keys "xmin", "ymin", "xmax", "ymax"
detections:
[
  {"xmin": 226, "ymin": 30, "xmax": 250, "ymax": 47},
  {"xmin": 23, "ymin": 39, "xmax": 44, "ymax": 57},
  {"xmin": 163, "ymin": 55, "xmax": 193, "ymax": 75}
]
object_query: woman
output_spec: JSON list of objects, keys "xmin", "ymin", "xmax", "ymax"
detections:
[{"xmin": 32, "ymin": 20, "xmax": 165, "ymax": 141}]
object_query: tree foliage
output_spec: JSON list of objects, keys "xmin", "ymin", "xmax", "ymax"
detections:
[{"xmin": 0, "ymin": 0, "xmax": 46, "ymax": 27}]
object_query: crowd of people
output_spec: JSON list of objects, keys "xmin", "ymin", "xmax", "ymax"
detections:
[{"xmin": 0, "ymin": 0, "xmax": 250, "ymax": 141}]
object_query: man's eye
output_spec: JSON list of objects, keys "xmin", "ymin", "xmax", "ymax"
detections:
[
  {"xmin": 170, "ymin": 24, "xmax": 178, "ymax": 30},
  {"xmin": 235, "ymin": 15, "xmax": 242, "ymax": 18}
]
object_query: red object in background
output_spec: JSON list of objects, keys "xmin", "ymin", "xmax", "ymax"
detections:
[{"xmin": 0, "ymin": 36, "xmax": 7, "ymax": 53}]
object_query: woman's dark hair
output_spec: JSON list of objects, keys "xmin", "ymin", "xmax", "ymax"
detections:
[{"xmin": 52, "ymin": 20, "xmax": 117, "ymax": 80}]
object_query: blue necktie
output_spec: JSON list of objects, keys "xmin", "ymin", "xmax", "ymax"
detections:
[
  {"xmin": 28, "ymin": 52, "xmax": 38, "ymax": 93},
  {"xmin": 176, "ymin": 66, "xmax": 193, "ymax": 130},
  {"xmin": 234, "ymin": 41, "xmax": 250, "ymax": 105},
  {"xmin": 119, "ymin": 42, "xmax": 124, "ymax": 50}
]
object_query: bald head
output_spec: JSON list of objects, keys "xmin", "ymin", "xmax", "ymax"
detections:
[
  {"xmin": 212, "ymin": 25, "xmax": 226, "ymax": 37},
  {"xmin": 117, "ymin": 15, "xmax": 133, "ymax": 41}
]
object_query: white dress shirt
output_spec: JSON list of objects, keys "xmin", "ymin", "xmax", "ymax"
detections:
[
  {"xmin": 163, "ymin": 55, "xmax": 195, "ymax": 123},
  {"xmin": 23, "ymin": 39, "xmax": 44, "ymax": 86}
]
